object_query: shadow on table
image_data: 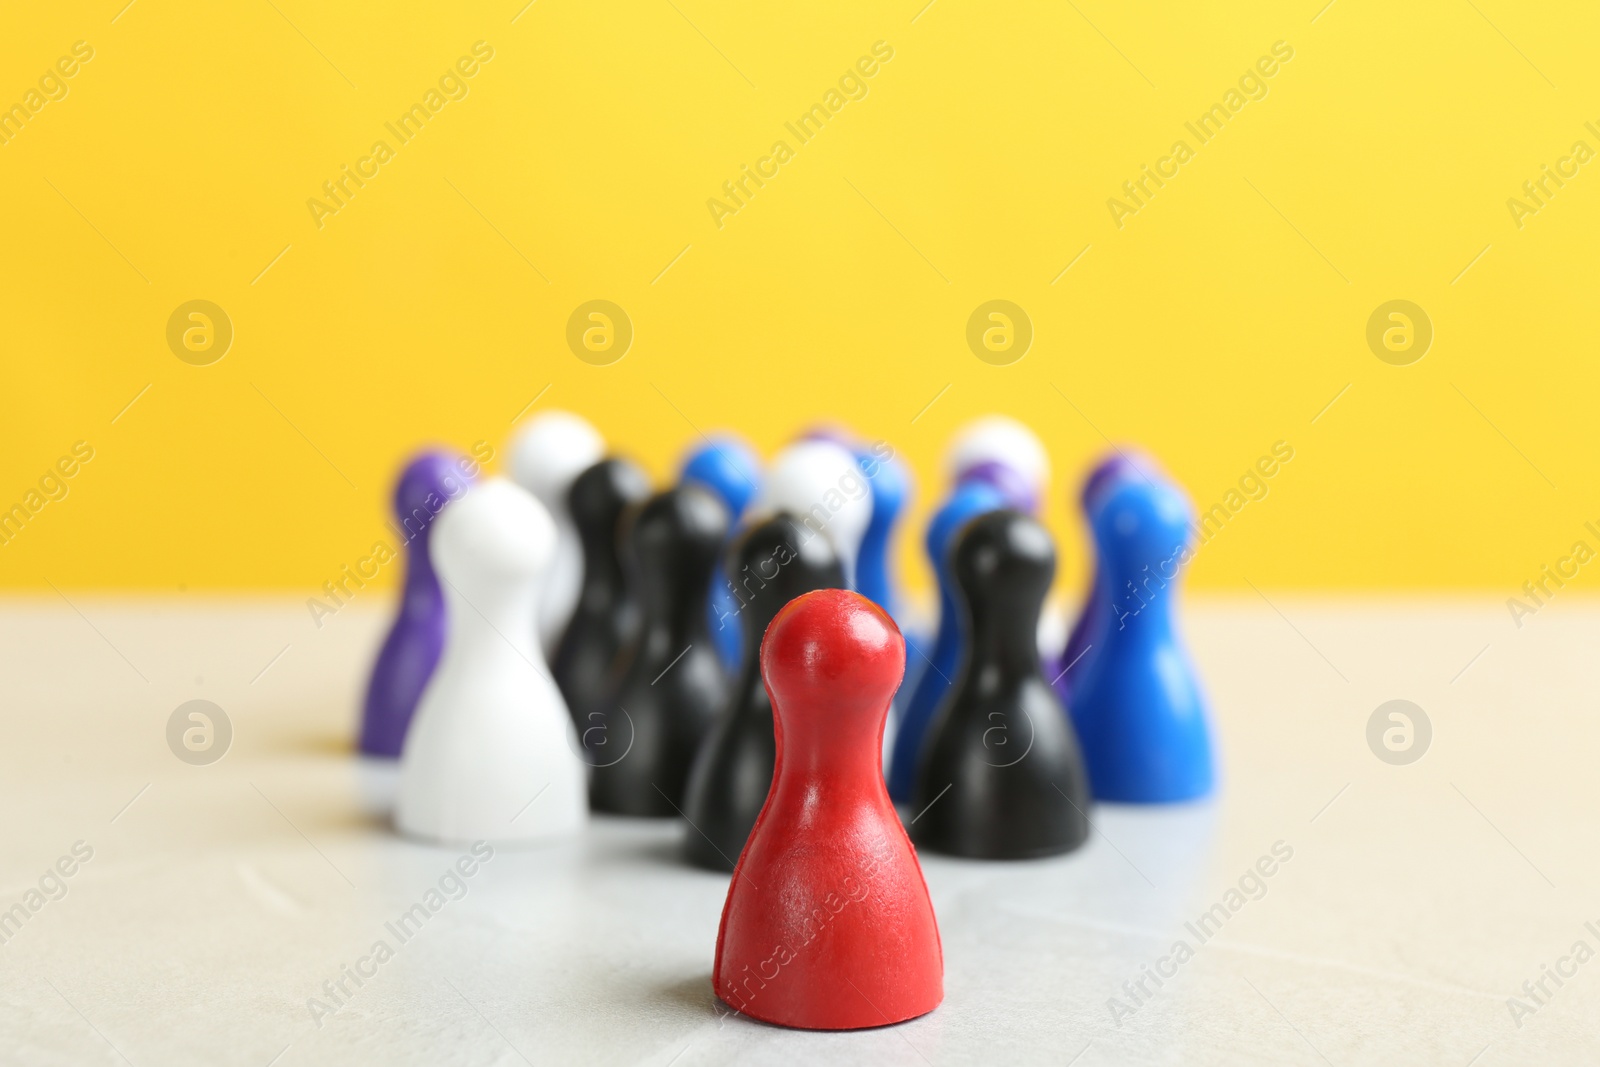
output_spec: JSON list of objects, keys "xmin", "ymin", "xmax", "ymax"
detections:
[{"xmin": 589, "ymin": 814, "xmax": 739, "ymax": 878}]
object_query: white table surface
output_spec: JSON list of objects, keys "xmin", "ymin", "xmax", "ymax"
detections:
[{"xmin": 0, "ymin": 594, "xmax": 1593, "ymax": 1066}]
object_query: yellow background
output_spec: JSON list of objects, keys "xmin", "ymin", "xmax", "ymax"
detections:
[{"xmin": 2, "ymin": 0, "xmax": 1596, "ymax": 597}]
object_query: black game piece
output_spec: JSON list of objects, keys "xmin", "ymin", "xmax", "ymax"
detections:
[
  {"xmin": 553, "ymin": 458, "xmax": 651, "ymax": 731},
  {"xmin": 588, "ymin": 485, "xmax": 730, "ymax": 816},
  {"xmin": 910, "ymin": 509, "xmax": 1092, "ymax": 859},
  {"xmin": 681, "ymin": 512, "xmax": 846, "ymax": 870}
]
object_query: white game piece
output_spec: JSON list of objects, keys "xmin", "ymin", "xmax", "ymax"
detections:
[
  {"xmin": 395, "ymin": 478, "xmax": 587, "ymax": 845},
  {"xmin": 945, "ymin": 415, "xmax": 1051, "ymax": 494},
  {"xmin": 509, "ymin": 411, "xmax": 605, "ymax": 654},
  {"xmin": 754, "ymin": 440, "xmax": 873, "ymax": 589}
]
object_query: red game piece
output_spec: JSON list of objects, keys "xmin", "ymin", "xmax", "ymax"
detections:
[{"xmin": 713, "ymin": 589, "xmax": 943, "ymax": 1030}]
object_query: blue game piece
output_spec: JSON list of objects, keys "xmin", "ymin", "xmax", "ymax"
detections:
[
  {"xmin": 854, "ymin": 445, "xmax": 910, "ymax": 622},
  {"xmin": 1069, "ymin": 473, "xmax": 1214, "ymax": 803},
  {"xmin": 681, "ymin": 435, "xmax": 762, "ymax": 670},
  {"xmin": 1054, "ymin": 453, "xmax": 1139, "ymax": 703},
  {"xmin": 886, "ymin": 478, "xmax": 1009, "ymax": 803},
  {"xmin": 683, "ymin": 436, "xmax": 761, "ymax": 518}
]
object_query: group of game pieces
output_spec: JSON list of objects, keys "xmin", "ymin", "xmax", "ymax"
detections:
[{"xmin": 355, "ymin": 413, "xmax": 1215, "ymax": 1029}]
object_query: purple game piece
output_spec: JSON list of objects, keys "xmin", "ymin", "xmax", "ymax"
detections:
[
  {"xmin": 957, "ymin": 459, "xmax": 1039, "ymax": 514},
  {"xmin": 359, "ymin": 450, "xmax": 475, "ymax": 758},
  {"xmin": 799, "ymin": 423, "xmax": 856, "ymax": 448}
]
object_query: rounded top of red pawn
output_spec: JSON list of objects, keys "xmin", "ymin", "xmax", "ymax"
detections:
[{"xmin": 760, "ymin": 589, "xmax": 904, "ymax": 729}]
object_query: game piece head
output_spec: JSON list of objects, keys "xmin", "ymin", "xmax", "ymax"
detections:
[
  {"xmin": 629, "ymin": 484, "xmax": 730, "ymax": 588},
  {"xmin": 761, "ymin": 589, "xmax": 904, "ymax": 751},
  {"xmin": 1080, "ymin": 449, "xmax": 1162, "ymax": 510},
  {"xmin": 393, "ymin": 450, "xmax": 472, "ymax": 530},
  {"xmin": 728, "ymin": 512, "xmax": 846, "ymax": 648},
  {"xmin": 957, "ymin": 459, "xmax": 1037, "ymax": 514},
  {"xmin": 952, "ymin": 511, "xmax": 1056, "ymax": 669},
  {"xmin": 926, "ymin": 479, "xmax": 1008, "ymax": 575},
  {"xmin": 432, "ymin": 477, "xmax": 555, "ymax": 602},
  {"xmin": 569, "ymin": 457, "xmax": 650, "ymax": 544},
  {"xmin": 798, "ymin": 423, "xmax": 855, "ymax": 448},
  {"xmin": 1093, "ymin": 474, "xmax": 1195, "ymax": 576},
  {"xmin": 858, "ymin": 444, "xmax": 910, "ymax": 522},
  {"xmin": 945, "ymin": 415, "xmax": 1050, "ymax": 493},
  {"xmin": 953, "ymin": 509, "xmax": 1056, "ymax": 614},
  {"xmin": 755, "ymin": 440, "xmax": 873, "ymax": 581},
  {"xmin": 1080, "ymin": 453, "xmax": 1128, "ymax": 508},
  {"xmin": 680, "ymin": 435, "xmax": 762, "ymax": 519},
  {"xmin": 509, "ymin": 411, "xmax": 605, "ymax": 507}
]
